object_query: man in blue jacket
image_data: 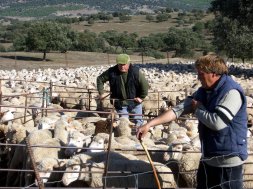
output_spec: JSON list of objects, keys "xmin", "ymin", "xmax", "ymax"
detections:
[{"xmin": 137, "ymin": 54, "xmax": 248, "ymax": 189}]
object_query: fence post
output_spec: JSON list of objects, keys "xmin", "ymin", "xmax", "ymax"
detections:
[
  {"xmin": 107, "ymin": 53, "xmax": 110, "ymax": 65},
  {"xmin": 49, "ymin": 80, "xmax": 53, "ymax": 104},
  {"xmin": 0, "ymin": 79, "xmax": 2, "ymax": 113},
  {"xmin": 42, "ymin": 87, "xmax": 45, "ymax": 117},
  {"xmin": 88, "ymin": 89, "xmax": 91, "ymax": 110},
  {"xmin": 24, "ymin": 94, "xmax": 28, "ymax": 123}
]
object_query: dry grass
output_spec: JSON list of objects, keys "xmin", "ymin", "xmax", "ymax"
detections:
[
  {"xmin": 71, "ymin": 13, "xmax": 214, "ymax": 37},
  {"xmin": 0, "ymin": 14, "xmax": 213, "ymax": 70},
  {"xmin": 0, "ymin": 51, "xmax": 180, "ymax": 70}
]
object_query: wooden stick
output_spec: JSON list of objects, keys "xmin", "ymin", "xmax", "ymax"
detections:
[{"xmin": 139, "ymin": 139, "xmax": 161, "ymax": 189}]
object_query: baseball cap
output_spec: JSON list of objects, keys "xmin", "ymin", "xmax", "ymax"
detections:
[{"xmin": 116, "ymin": 54, "xmax": 130, "ymax": 64}]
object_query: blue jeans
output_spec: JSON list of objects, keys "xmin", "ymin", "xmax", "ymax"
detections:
[
  {"xmin": 196, "ymin": 161, "xmax": 243, "ymax": 189},
  {"xmin": 116, "ymin": 103, "xmax": 143, "ymax": 126}
]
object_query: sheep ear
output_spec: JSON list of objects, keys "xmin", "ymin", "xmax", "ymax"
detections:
[
  {"xmin": 25, "ymin": 130, "xmax": 30, "ymax": 136},
  {"xmin": 128, "ymin": 120, "xmax": 135, "ymax": 126}
]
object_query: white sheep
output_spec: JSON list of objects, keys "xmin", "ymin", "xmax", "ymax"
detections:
[
  {"xmin": 65, "ymin": 130, "xmax": 92, "ymax": 157},
  {"xmin": 23, "ymin": 133, "xmax": 65, "ymax": 186},
  {"xmin": 6, "ymin": 129, "xmax": 53, "ymax": 186},
  {"xmin": 62, "ymin": 151, "xmax": 176, "ymax": 188}
]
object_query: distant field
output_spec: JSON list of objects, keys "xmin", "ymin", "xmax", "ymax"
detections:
[
  {"xmin": 0, "ymin": 0, "xmax": 213, "ymax": 17},
  {"xmin": 0, "ymin": 13, "xmax": 214, "ymax": 70},
  {"xmin": 71, "ymin": 13, "xmax": 214, "ymax": 37}
]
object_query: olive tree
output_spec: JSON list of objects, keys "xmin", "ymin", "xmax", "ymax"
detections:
[{"xmin": 14, "ymin": 21, "xmax": 73, "ymax": 60}]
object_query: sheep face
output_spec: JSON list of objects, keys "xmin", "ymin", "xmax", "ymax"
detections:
[
  {"xmin": 62, "ymin": 159, "xmax": 82, "ymax": 186},
  {"xmin": 163, "ymin": 143, "xmax": 183, "ymax": 161},
  {"xmin": 65, "ymin": 131, "xmax": 91, "ymax": 157},
  {"xmin": 88, "ymin": 138, "xmax": 104, "ymax": 152}
]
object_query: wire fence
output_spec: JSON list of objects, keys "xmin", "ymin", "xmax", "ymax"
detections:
[{"xmin": 0, "ymin": 78, "xmax": 253, "ymax": 188}]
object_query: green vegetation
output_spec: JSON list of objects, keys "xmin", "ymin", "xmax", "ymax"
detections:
[
  {"xmin": 0, "ymin": 5, "xmax": 86, "ymax": 17},
  {"xmin": 0, "ymin": 0, "xmax": 252, "ymax": 62},
  {"xmin": 0, "ymin": 0, "xmax": 212, "ymax": 18},
  {"xmin": 13, "ymin": 22, "xmax": 73, "ymax": 60},
  {"xmin": 211, "ymin": 0, "xmax": 253, "ymax": 62}
]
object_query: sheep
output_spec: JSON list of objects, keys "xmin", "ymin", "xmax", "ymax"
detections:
[
  {"xmin": 62, "ymin": 151, "xmax": 176, "ymax": 188},
  {"xmin": 6, "ymin": 129, "xmax": 53, "ymax": 186},
  {"xmin": 163, "ymin": 142, "xmax": 201, "ymax": 188},
  {"xmin": 23, "ymin": 135, "xmax": 65, "ymax": 186},
  {"xmin": 113, "ymin": 117, "xmax": 135, "ymax": 137},
  {"xmin": 53, "ymin": 115, "xmax": 72, "ymax": 146},
  {"xmin": 0, "ymin": 110, "xmax": 14, "ymax": 124},
  {"xmin": 35, "ymin": 157, "xmax": 68, "ymax": 187},
  {"xmin": 142, "ymin": 93, "xmax": 168, "ymax": 117},
  {"xmin": 0, "ymin": 61, "xmax": 252, "ymax": 188},
  {"xmin": 64, "ymin": 130, "xmax": 92, "ymax": 157},
  {"xmin": 242, "ymin": 154, "xmax": 253, "ymax": 189}
]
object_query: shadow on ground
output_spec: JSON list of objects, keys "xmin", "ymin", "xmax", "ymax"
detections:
[{"xmin": 0, "ymin": 55, "xmax": 51, "ymax": 62}]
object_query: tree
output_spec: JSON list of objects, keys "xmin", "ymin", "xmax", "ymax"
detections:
[
  {"xmin": 15, "ymin": 21, "xmax": 73, "ymax": 60},
  {"xmin": 192, "ymin": 22, "xmax": 205, "ymax": 33},
  {"xmin": 146, "ymin": 14, "xmax": 154, "ymax": 22},
  {"xmin": 156, "ymin": 13, "xmax": 169, "ymax": 22},
  {"xmin": 210, "ymin": 0, "xmax": 253, "ymax": 61},
  {"xmin": 99, "ymin": 30, "xmax": 120, "ymax": 52},
  {"xmin": 212, "ymin": 17, "xmax": 253, "ymax": 62},
  {"xmin": 210, "ymin": 0, "xmax": 253, "ymax": 27},
  {"xmin": 117, "ymin": 32, "xmax": 138, "ymax": 52},
  {"xmin": 119, "ymin": 15, "xmax": 131, "ymax": 23},
  {"xmin": 74, "ymin": 30, "xmax": 105, "ymax": 52},
  {"xmin": 164, "ymin": 27, "xmax": 203, "ymax": 57}
]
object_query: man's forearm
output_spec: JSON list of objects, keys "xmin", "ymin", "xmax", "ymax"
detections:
[{"xmin": 146, "ymin": 109, "xmax": 177, "ymax": 128}]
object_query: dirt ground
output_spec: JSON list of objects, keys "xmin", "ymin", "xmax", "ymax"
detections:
[{"xmin": 0, "ymin": 51, "xmax": 193, "ymax": 71}]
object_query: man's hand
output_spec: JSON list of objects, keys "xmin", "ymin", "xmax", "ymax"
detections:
[
  {"xmin": 136, "ymin": 124, "xmax": 150, "ymax": 140},
  {"xmin": 191, "ymin": 99, "xmax": 202, "ymax": 111},
  {"xmin": 134, "ymin": 97, "xmax": 143, "ymax": 103}
]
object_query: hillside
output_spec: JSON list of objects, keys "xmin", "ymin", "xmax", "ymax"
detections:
[{"xmin": 0, "ymin": 0, "xmax": 213, "ymax": 18}]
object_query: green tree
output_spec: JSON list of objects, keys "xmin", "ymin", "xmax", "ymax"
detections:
[
  {"xmin": 146, "ymin": 14, "xmax": 154, "ymax": 22},
  {"xmin": 14, "ymin": 21, "xmax": 73, "ymax": 60},
  {"xmin": 211, "ymin": 0, "xmax": 253, "ymax": 61},
  {"xmin": 99, "ymin": 30, "xmax": 119, "ymax": 51},
  {"xmin": 119, "ymin": 15, "xmax": 131, "ymax": 23},
  {"xmin": 117, "ymin": 32, "xmax": 138, "ymax": 53},
  {"xmin": 74, "ymin": 30, "xmax": 105, "ymax": 52},
  {"xmin": 212, "ymin": 17, "xmax": 253, "ymax": 62},
  {"xmin": 192, "ymin": 22, "xmax": 205, "ymax": 33},
  {"xmin": 156, "ymin": 13, "xmax": 169, "ymax": 22},
  {"xmin": 210, "ymin": 0, "xmax": 253, "ymax": 27},
  {"xmin": 88, "ymin": 18, "xmax": 95, "ymax": 25},
  {"xmin": 164, "ymin": 27, "xmax": 203, "ymax": 57}
]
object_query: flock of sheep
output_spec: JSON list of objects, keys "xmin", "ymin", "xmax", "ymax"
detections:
[{"xmin": 0, "ymin": 60, "xmax": 253, "ymax": 188}]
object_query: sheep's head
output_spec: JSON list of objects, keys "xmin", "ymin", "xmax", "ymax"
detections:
[
  {"xmin": 114, "ymin": 117, "xmax": 135, "ymax": 137},
  {"xmin": 65, "ymin": 131, "xmax": 91, "ymax": 157}
]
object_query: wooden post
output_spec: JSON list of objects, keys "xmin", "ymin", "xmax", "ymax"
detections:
[
  {"xmin": 65, "ymin": 52, "xmax": 68, "ymax": 67},
  {"xmin": 0, "ymin": 79, "xmax": 2, "ymax": 113},
  {"xmin": 42, "ymin": 88, "xmax": 45, "ymax": 117},
  {"xmin": 142, "ymin": 51, "xmax": 144, "ymax": 64},
  {"xmin": 15, "ymin": 51, "xmax": 17, "ymax": 69},
  {"xmin": 24, "ymin": 94, "xmax": 28, "ymax": 123},
  {"xmin": 107, "ymin": 53, "xmax": 110, "ymax": 65},
  {"xmin": 103, "ymin": 110, "xmax": 115, "ymax": 189},
  {"xmin": 49, "ymin": 80, "xmax": 53, "ymax": 104},
  {"xmin": 167, "ymin": 51, "xmax": 170, "ymax": 64},
  {"xmin": 88, "ymin": 89, "xmax": 91, "ymax": 110},
  {"xmin": 26, "ymin": 138, "xmax": 45, "ymax": 189}
]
